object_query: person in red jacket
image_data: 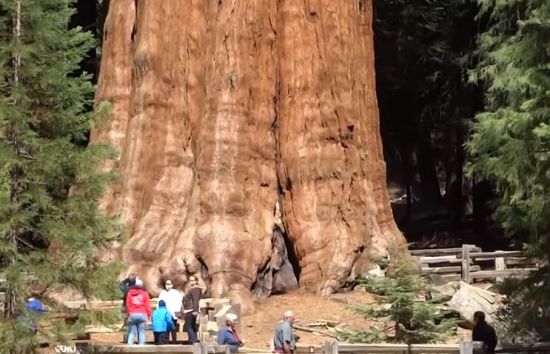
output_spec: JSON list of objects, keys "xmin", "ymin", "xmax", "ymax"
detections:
[{"xmin": 125, "ymin": 278, "xmax": 152, "ymax": 345}]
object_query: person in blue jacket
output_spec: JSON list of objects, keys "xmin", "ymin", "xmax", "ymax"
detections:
[
  {"xmin": 19, "ymin": 297, "xmax": 48, "ymax": 334},
  {"xmin": 152, "ymin": 300, "xmax": 175, "ymax": 345},
  {"xmin": 218, "ymin": 313, "xmax": 244, "ymax": 353}
]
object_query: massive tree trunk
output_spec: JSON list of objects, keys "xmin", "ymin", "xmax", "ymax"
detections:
[{"xmin": 92, "ymin": 0, "xmax": 404, "ymax": 311}]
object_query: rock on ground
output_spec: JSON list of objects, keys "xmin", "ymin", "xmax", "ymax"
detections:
[{"xmin": 446, "ymin": 281, "xmax": 501, "ymax": 324}]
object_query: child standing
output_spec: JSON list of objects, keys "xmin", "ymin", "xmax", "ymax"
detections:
[{"xmin": 152, "ymin": 300, "xmax": 175, "ymax": 345}]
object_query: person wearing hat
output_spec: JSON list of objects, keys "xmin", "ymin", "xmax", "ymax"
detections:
[
  {"xmin": 125, "ymin": 278, "xmax": 152, "ymax": 345},
  {"xmin": 152, "ymin": 300, "xmax": 175, "ymax": 345},
  {"xmin": 158, "ymin": 279, "xmax": 183, "ymax": 343},
  {"xmin": 218, "ymin": 313, "xmax": 244, "ymax": 353}
]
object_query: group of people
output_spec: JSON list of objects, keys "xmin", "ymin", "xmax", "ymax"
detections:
[
  {"xmin": 120, "ymin": 274, "xmax": 202, "ymax": 345},
  {"xmin": 119, "ymin": 273, "xmax": 497, "ymax": 354},
  {"xmin": 218, "ymin": 309, "xmax": 298, "ymax": 353},
  {"xmin": 118, "ymin": 272, "xmax": 298, "ymax": 352}
]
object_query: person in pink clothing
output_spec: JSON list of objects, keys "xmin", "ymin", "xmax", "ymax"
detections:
[{"xmin": 125, "ymin": 278, "xmax": 152, "ymax": 345}]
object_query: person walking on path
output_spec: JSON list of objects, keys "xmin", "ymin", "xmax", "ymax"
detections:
[
  {"xmin": 125, "ymin": 278, "xmax": 152, "ymax": 345},
  {"xmin": 158, "ymin": 279, "xmax": 183, "ymax": 343},
  {"xmin": 182, "ymin": 275, "xmax": 202, "ymax": 344},
  {"xmin": 152, "ymin": 300, "xmax": 175, "ymax": 345},
  {"xmin": 274, "ymin": 310, "xmax": 296, "ymax": 353},
  {"xmin": 472, "ymin": 311, "xmax": 498, "ymax": 354},
  {"xmin": 218, "ymin": 313, "xmax": 244, "ymax": 353}
]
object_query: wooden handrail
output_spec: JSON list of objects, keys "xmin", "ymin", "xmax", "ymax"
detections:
[{"xmin": 412, "ymin": 244, "xmax": 538, "ymax": 284}]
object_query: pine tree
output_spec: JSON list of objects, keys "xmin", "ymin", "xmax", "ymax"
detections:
[
  {"xmin": 342, "ymin": 257, "xmax": 456, "ymax": 344},
  {"xmin": 0, "ymin": 0, "xmax": 121, "ymax": 352},
  {"xmin": 467, "ymin": 0, "xmax": 550, "ymax": 337}
]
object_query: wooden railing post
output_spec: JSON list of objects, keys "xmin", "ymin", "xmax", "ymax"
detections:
[
  {"xmin": 323, "ymin": 340, "xmax": 338, "ymax": 354},
  {"xmin": 461, "ymin": 244, "xmax": 473, "ymax": 283},
  {"xmin": 193, "ymin": 342, "xmax": 203, "ymax": 354},
  {"xmin": 495, "ymin": 250, "xmax": 506, "ymax": 282},
  {"xmin": 460, "ymin": 341, "xmax": 474, "ymax": 354}
]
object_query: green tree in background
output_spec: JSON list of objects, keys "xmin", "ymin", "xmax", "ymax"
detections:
[
  {"xmin": 467, "ymin": 0, "xmax": 550, "ymax": 339},
  {"xmin": 374, "ymin": 0, "xmax": 482, "ymax": 227},
  {"xmin": 0, "ymin": 0, "xmax": 121, "ymax": 351}
]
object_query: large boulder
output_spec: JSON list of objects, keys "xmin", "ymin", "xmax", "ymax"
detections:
[{"xmin": 446, "ymin": 281, "xmax": 500, "ymax": 324}]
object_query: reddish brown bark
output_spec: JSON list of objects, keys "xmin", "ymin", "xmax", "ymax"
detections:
[{"xmin": 93, "ymin": 0, "xmax": 404, "ymax": 311}]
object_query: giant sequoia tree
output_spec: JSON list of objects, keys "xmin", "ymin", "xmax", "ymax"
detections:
[{"xmin": 92, "ymin": 0, "xmax": 404, "ymax": 309}]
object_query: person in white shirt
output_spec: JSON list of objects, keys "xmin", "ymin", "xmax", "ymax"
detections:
[{"xmin": 158, "ymin": 279, "xmax": 183, "ymax": 343}]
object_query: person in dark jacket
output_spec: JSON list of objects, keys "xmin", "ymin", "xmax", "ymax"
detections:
[
  {"xmin": 119, "ymin": 273, "xmax": 137, "ymax": 343},
  {"xmin": 152, "ymin": 300, "xmax": 175, "ymax": 345},
  {"xmin": 181, "ymin": 275, "xmax": 202, "ymax": 344},
  {"xmin": 218, "ymin": 313, "xmax": 244, "ymax": 353},
  {"xmin": 472, "ymin": 311, "xmax": 497, "ymax": 354},
  {"xmin": 120, "ymin": 273, "xmax": 137, "ymax": 310}
]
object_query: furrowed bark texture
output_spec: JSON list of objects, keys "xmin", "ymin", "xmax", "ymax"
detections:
[{"xmin": 93, "ymin": 0, "xmax": 404, "ymax": 311}]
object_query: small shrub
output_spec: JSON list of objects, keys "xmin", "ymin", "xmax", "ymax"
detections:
[{"xmin": 341, "ymin": 256, "xmax": 457, "ymax": 344}]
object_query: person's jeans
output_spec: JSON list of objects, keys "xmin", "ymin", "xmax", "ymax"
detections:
[
  {"xmin": 184, "ymin": 312, "xmax": 198, "ymax": 343},
  {"xmin": 127, "ymin": 313, "xmax": 147, "ymax": 345}
]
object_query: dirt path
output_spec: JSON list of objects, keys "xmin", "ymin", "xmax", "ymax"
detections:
[{"xmin": 240, "ymin": 290, "xmax": 377, "ymax": 349}]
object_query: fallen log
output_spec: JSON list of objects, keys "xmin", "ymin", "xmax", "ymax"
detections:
[{"xmin": 293, "ymin": 324, "xmax": 339, "ymax": 339}]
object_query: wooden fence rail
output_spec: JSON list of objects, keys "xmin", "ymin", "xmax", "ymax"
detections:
[
  {"xmin": 56, "ymin": 340, "xmax": 550, "ymax": 354},
  {"xmin": 87, "ymin": 343, "xmax": 230, "ymax": 353},
  {"xmin": 414, "ymin": 244, "xmax": 540, "ymax": 284},
  {"xmin": 293, "ymin": 341, "xmax": 550, "ymax": 354},
  {"xmin": 75, "ymin": 341, "xmax": 550, "ymax": 354}
]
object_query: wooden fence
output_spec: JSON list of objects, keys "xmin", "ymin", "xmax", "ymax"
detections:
[
  {"xmin": 411, "ymin": 245, "xmax": 540, "ymax": 284},
  {"xmin": 86, "ymin": 343, "xmax": 230, "ymax": 353},
  {"xmin": 297, "ymin": 341, "xmax": 550, "ymax": 354},
  {"xmin": 81, "ymin": 341, "xmax": 550, "ymax": 354}
]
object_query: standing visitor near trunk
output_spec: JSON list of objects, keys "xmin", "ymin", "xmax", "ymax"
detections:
[
  {"xmin": 218, "ymin": 313, "xmax": 244, "ymax": 353},
  {"xmin": 182, "ymin": 275, "xmax": 202, "ymax": 344},
  {"xmin": 125, "ymin": 278, "xmax": 152, "ymax": 345},
  {"xmin": 152, "ymin": 300, "xmax": 175, "ymax": 345},
  {"xmin": 158, "ymin": 279, "xmax": 183, "ymax": 343},
  {"xmin": 274, "ymin": 310, "xmax": 296, "ymax": 353}
]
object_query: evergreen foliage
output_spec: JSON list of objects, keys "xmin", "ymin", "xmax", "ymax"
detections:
[
  {"xmin": 0, "ymin": 0, "xmax": 121, "ymax": 351},
  {"xmin": 374, "ymin": 0, "xmax": 481, "ymax": 222},
  {"xmin": 342, "ymin": 257, "xmax": 456, "ymax": 344},
  {"xmin": 467, "ymin": 0, "xmax": 550, "ymax": 336}
]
